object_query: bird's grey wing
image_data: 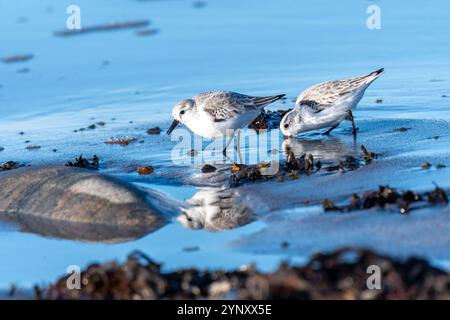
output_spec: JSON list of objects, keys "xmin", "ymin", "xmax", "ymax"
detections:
[
  {"xmin": 196, "ymin": 92, "xmax": 284, "ymax": 122},
  {"xmin": 296, "ymin": 80, "xmax": 361, "ymax": 113},
  {"xmin": 296, "ymin": 69, "xmax": 383, "ymax": 112},
  {"xmin": 196, "ymin": 92, "xmax": 251, "ymax": 122}
]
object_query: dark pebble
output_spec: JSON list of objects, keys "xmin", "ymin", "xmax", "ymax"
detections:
[
  {"xmin": 201, "ymin": 164, "xmax": 217, "ymax": 173},
  {"xmin": 147, "ymin": 127, "xmax": 162, "ymax": 135}
]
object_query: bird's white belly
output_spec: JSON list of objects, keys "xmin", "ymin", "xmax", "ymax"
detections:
[
  {"xmin": 187, "ymin": 118, "xmax": 223, "ymax": 138},
  {"xmin": 301, "ymin": 105, "xmax": 348, "ymax": 131},
  {"xmin": 185, "ymin": 110, "xmax": 259, "ymax": 139}
]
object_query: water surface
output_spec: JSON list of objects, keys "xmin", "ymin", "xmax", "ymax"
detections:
[{"xmin": 1, "ymin": 0, "xmax": 450, "ymax": 288}]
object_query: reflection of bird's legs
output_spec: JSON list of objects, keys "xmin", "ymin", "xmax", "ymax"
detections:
[
  {"xmin": 323, "ymin": 124, "xmax": 339, "ymax": 135},
  {"xmin": 236, "ymin": 130, "xmax": 243, "ymax": 164},
  {"xmin": 346, "ymin": 110, "xmax": 357, "ymax": 138},
  {"xmin": 223, "ymin": 130, "xmax": 236, "ymax": 156}
]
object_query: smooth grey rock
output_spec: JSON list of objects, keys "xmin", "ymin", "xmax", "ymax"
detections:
[{"xmin": 0, "ymin": 166, "xmax": 166, "ymax": 242}]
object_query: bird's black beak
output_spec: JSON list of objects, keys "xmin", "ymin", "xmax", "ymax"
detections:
[{"xmin": 167, "ymin": 120, "xmax": 180, "ymax": 135}]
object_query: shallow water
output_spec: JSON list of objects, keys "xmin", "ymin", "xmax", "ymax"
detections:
[{"xmin": 1, "ymin": 0, "xmax": 450, "ymax": 288}]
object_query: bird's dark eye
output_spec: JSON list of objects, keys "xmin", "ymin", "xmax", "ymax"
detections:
[
  {"xmin": 183, "ymin": 211, "xmax": 192, "ymax": 222},
  {"xmin": 180, "ymin": 110, "xmax": 185, "ymax": 115},
  {"xmin": 284, "ymin": 124, "xmax": 289, "ymax": 129}
]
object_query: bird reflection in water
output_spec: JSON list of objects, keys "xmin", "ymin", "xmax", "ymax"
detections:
[
  {"xmin": 178, "ymin": 188, "xmax": 255, "ymax": 232},
  {"xmin": 282, "ymin": 136, "xmax": 356, "ymax": 164}
]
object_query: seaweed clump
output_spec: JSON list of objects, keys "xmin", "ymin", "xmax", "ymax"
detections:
[
  {"xmin": 0, "ymin": 161, "xmax": 22, "ymax": 172},
  {"xmin": 248, "ymin": 109, "xmax": 291, "ymax": 133},
  {"xmin": 66, "ymin": 155, "xmax": 99, "ymax": 171},
  {"xmin": 105, "ymin": 136, "xmax": 137, "ymax": 145},
  {"xmin": 228, "ymin": 145, "xmax": 378, "ymax": 187},
  {"xmin": 137, "ymin": 166, "xmax": 154, "ymax": 175},
  {"xmin": 54, "ymin": 20, "xmax": 150, "ymax": 37},
  {"xmin": 1, "ymin": 54, "xmax": 34, "ymax": 63},
  {"xmin": 37, "ymin": 248, "xmax": 450, "ymax": 300},
  {"xmin": 323, "ymin": 185, "xmax": 448, "ymax": 214},
  {"xmin": 147, "ymin": 127, "xmax": 161, "ymax": 135},
  {"xmin": 201, "ymin": 164, "xmax": 217, "ymax": 173}
]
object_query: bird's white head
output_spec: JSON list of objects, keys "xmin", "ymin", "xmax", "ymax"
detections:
[
  {"xmin": 280, "ymin": 109, "xmax": 302, "ymax": 137},
  {"xmin": 167, "ymin": 99, "xmax": 196, "ymax": 134},
  {"xmin": 178, "ymin": 208, "xmax": 205, "ymax": 230}
]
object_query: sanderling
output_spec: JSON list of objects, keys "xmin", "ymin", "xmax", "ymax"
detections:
[
  {"xmin": 280, "ymin": 68, "xmax": 384, "ymax": 137},
  {"xmin": 167, "ymin": 91, "xmax": 285, "ymax": 154},
  {"xmin": 178, "ymin": 188, "xmax": 253, "ymax": 231}
]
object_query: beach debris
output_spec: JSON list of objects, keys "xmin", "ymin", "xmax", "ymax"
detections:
[
  {"xmin": 421, "ymin": 162, "xmax": 432, "ymax": 169},
  {"xmin": 231, "ymin": 163, "xmax": 242, "ymax": 172},
  {"xmin": 201, "ymin": 164, "xmax": 217, "ymax": 173},
  {"xmin": 393, "ymin": 127, "xmax": 410, "ymax": 132},
  {"xmin": 17, "ymin": 67, "xmax": 30, "ymax": 73},
  {"xmin": 228, "ymin": 145, "xmax": 375, "ymax": 186},
  {"xmin": 1, "ymin": 54, "xmax": 34, "ymax": 64},
  {"xmin": 193, "ymin": 1, "xmax": 207, "ymax": 8},
  {"xmin": 427, "ymin": 186, "xmax": 449, "ymax": 205},
  {"xmin": 323, "ymin": 185, "xmax": 447, "ymax": 214},
  {"xmin": 147, "ymin": 127, "xmax": 161, "ymax": 135},
  {"xmin": 54, "ymin": 20, "xmax": 150, "ymax": 37},
  {"xmin": 187, "ymin": 149, "xmax": 198, "ymax": 157},
  {"xmin": 105, "ymin": 136, "xmax": 137, "ymax": 145},
  {"xmin": 136, "ymin": 28, "xmax": 159, "ymax": 37},
  {"xmin": 248, "ymin": 109, "xmax": 291, "ymax": 132},
  {"xmin": 38, "ymin": 248, "xmax": 450, "ymax": 300},
  {"xmin": 322, "ymin": 199, "xmax": 340, "ymax": 211},
  {"xmin": 0, "ymin": 161, "xmax": 22, "ymax": 172},
  {"xmin": 16, "ymin": 16, "xmax": 28, "ymax": 24},
  {"xmin": 76, "ymin": 121, "xmax": 106, "ymax": 131},
  {"xmin": 182, "ymin": 246, "xmax": 200, "ymax": 252},
  {"xmin": 25, "ymin": 144, "xmax": 41, "ymax": 150},
  {"xmin": 66, "ymin": 155, "xmax": 99, "ymax": 171},
  {"xmin": 361, "ymin": 145, "xmax": 378, "ymax": 162},
  {"xmin": 137, "ymin": 166, "xmax": 154, "ymax": 175}
]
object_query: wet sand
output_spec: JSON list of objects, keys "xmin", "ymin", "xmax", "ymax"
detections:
[{"xmin": 1, "ymin": 0, "xmax": 450, "ymax": 289}]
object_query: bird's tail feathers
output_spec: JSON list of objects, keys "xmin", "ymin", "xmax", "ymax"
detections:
[{"xmin": 365, "ymin": 68, "xmax": 384, "ymax": 82}]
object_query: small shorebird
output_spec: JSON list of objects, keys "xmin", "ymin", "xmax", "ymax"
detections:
[
  {"xmin": 178, "ymin": 188, "xmax": 254, "ymax": 231},
  {"xmin": 167, "ymin": 91, "xmax": 285, "ymax": 154},
  {"xmin": 280, "ymin": 68, "xmax": 384, "ymax": 137}
]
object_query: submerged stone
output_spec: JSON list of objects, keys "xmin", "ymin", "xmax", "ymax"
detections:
[{"xmin": 0, "ymin": 166, "xmax": 166, "ymax": 242}]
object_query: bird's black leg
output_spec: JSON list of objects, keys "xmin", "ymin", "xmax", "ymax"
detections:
[
  {"xmin": 346, "ymin": 110, "xmax": 357, "ymax": 137},
  {"xmin": 223, "ymin": 130, "xmax": 236, "ymax": 156},
  {"xmin": 323, "ymin": 124, "xmax": 339, "ymax": 135}
]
